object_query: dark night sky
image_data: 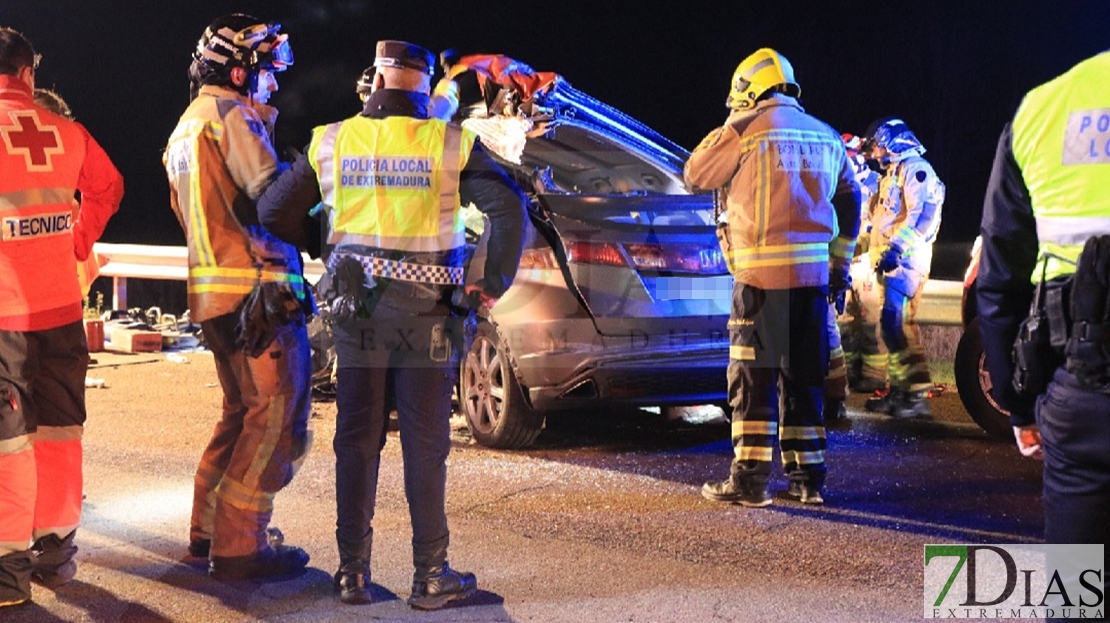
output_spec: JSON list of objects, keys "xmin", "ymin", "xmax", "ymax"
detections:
[{"xmin": 3, "ymin": 1, "xmax": 1108, "ymax": 248}]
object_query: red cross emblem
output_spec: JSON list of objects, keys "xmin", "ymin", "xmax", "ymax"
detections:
[{"xmin": 1, "ymin": 111, "xmax": 63, "ymax": 172}]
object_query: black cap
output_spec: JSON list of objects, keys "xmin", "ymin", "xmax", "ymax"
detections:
[{"xmin": 372, "ymin": 40, "xmax": 434, "ymax": 75}]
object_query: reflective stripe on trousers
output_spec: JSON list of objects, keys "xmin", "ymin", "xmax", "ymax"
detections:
[{"xmin": 191, "ymin": 314, "xmax": 313, "ymax": 558}]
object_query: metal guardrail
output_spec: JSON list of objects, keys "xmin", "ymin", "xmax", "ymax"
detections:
[
  {"xmin": 91, "ymin": 242, "xmax": 964, "ymax": 326},
  {"xmin": 92, "ymin": 243, "xmax": 325, "ymax": 311}
]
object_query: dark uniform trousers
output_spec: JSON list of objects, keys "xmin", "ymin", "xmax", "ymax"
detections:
[
  {"xmin": 331, "ymin": 313, "xmax": 460, "ymax": 572},
  {"xmin": 1038, "ymin": 366, "xmax": 1110, "ymax": 603}
]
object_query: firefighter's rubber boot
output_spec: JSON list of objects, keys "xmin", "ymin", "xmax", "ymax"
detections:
[
  {"xmin": 702, "ymin": 464, "xmax": 771, "ymax": 507},
  {"xmin": 0, "ymin": 551, "xmax": 32, "ymax": 608},
  {"xmin": 786, "ymin": 469, "xmax": 826, "ymax": 505},
  {"xmin": 890, "ymin": 390, "xmax": 931, "ymax": 418},
  {"xmin": 408, "ymin": 561, "xmax": 477, "ymax": 610},
  {"xmin": 30, "ymin": 530, "xmax": 78, "ymax": 588},
  {"xmin": 209, "ymin": 543, "xmax": 309, "ymax": 582},
  {"xmin": 864, "ymin": 388, "xmax": 902, "ymax": 414}
]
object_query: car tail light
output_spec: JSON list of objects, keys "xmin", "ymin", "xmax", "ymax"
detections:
[
  {"xmin": 522, "ymin": 241, "xmax": 728, "ymax": 275},
  {"xmin": 624, "ymin": 243, "xmax": 727, "ymax": 275},
  {"xmin": 518, "ymin": 247, "xmax": 560, "ymax": 270},
  {"xmin": 563, "ymin": 241, "xmax": 629, "ymax": 267}
]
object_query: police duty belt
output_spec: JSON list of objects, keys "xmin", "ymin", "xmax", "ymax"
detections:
[{"xmin": 326, "ymin": 251, "xmax": 464, "ymax": 286}]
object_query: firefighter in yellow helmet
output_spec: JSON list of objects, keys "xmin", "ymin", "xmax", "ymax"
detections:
[
  {"xmin": 685, "ymin": 47, "xmax": 861, "ymax": 507},
  {"xmin": 258, "ymin": 40, "xmax": 526, "ymax": 608}
]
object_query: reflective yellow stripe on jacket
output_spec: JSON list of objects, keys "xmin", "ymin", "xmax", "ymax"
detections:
[
  {"xmin": 188, "ymin": 266, "xmax": 305, "ymax": 297},
  {"xmin": 1012, "ymin": 52, "xmax": 1110, "ymax": 281},
  {"xmin": 309, "ymin": 115, "xmax": 476, "ymax": 254}
]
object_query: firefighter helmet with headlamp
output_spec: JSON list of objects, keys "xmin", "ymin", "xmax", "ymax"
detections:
[
  {"xmin": 193, "ymin": 14, "xmax": 292, "ymax": 77},
  {"xmin": 726, "ymin": 48, "xmax": 800, "ymax": 110}
]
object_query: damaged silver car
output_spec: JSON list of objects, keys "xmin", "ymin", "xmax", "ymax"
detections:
[{"xmin": 448, "ymin": 55, "xmax": 730, "ymax": 449}]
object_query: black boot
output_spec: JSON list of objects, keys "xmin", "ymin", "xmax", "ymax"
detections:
[
  {"xmin": 408, "ymin": 561, "xmax": 477, "ymax": 610},
  {"xmin": 0, "ymin": 551, "xmax": 32, "ymax": 608},
  {"xmin": 208, "ymin": 544, "xmax": 309, "ymax": 582},
  {"xmin": 890, "ymin": 389, "xmax": 931, "ymax": 418},
  {"xmin": 30, "ymin": 530, "xmax": 78, "ymax": 588},
  {"xmin": 334, "ymin": 564, "xmax": 371, "ymax": 605},
  {"xmin": 701, "ymin": 463, "xmax": 771, "ymax": 507},
  {"xmin": 786, "ymin": 469, "xmax": 826, "ymax": 505},
  {"xmin": 334, "ymin": 529, "xmax": 372, "ymax": 605},
  {"xmin": 823, "ymin": 398, "xmax": 847, "ymax": 422},
  {"xmin": 864, "ymin": 388, "xmax": 902, "ymax": 414},
  {"xmin": 409, "ymin": 536, "xmax": 477, "ymax": 610}
]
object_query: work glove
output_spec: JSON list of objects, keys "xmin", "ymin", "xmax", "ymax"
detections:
[
  {"xmin": 1012, "ymin": 424, "xmax": 1043, "ymax": 460},
  {"xmin": 876, "ymin": 244, "xmax": 902, "ymax": 274},
  {"xmin": 236, "ymin": 282, "xmax": 303, "ymax": 358},
  {"xmin": 829, "ymin": 270, "xmax": 851, "ymax": 315}
]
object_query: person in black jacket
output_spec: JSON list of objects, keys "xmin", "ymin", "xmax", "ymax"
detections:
[
  {"xmin": 258, "ymin": 40, "xmax": 525, "ymax": 609},
  {"xmin": 978, "ymin": 49, "xmax": 1110, "ymax": 608}
]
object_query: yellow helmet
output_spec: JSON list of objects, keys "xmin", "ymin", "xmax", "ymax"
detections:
[{"xmin": 726, "ymin": 48, "xmax": 800, "ymax": 110}]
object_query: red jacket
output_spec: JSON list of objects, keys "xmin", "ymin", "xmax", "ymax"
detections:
[{"xmin": 0, "ymin": 76, "xmax": 123, "ymax": 330}]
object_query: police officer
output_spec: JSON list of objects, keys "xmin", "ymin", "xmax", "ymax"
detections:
[
  {"xmin": 685, "ymin": 48, "xmax": 860, "ymax": 507},
  {"xmin": 0, "ymin": 26, "xmax": 124, "ymax": 608},
  {"xmin": 859, "ymin": 118, "xmax": 944, "ymax": 418},
  {"xmin": 163, "ymin": 14, "xmax": 313, "ymax": 582},
  {"xmin": 258, "ymin": 40, "xmax": 526, "ymax": 609},
  {"xmin": 978, "ymin": 48, "xmax": 1110, "ymax": 598}
]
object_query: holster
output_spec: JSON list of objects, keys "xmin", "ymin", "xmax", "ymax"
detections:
[
  {"xmin": 1065, "ymin": 234, "xmax": 1110, "ymax": 392},
  {"xmin": 1012, "ymin": 276, "xmax": 1070, "ymax": 398},
  {"xmin": 323, "ymin": 257, "xmax": 373, "ymax": 327}
]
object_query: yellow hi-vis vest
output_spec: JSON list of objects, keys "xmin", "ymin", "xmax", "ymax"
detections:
[
  {"xmin": 1012, "ymin": 52, "xmax": 1110, "ymax": 282},
  {"xmin": 309, "ymin": 115, "xmax": 476, "ymax": 284}
]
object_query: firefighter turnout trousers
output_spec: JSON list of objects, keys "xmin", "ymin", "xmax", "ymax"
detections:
[
  {"xmin": 727, "ymin": 283, "xmax": 829, "ymax": 478},
  {"xmin": 190, "ymin": 313, "xmax": 312, "ymax": 559}
]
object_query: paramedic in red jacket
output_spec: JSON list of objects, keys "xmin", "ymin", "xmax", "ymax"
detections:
[{"xmin": 0, "ymin": 26, "xmax": 123, "ymax": 608}]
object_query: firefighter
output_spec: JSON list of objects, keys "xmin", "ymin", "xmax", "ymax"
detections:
[
  {"xmin": 859, "ymin": 118, "xmax": 944, "ymax": 418},
  {"xmin": 257, "ymin": 40, "xmax": 526, "ymax": 608},
  {"xmin": 163, "ymin": 14, "xmax": 314, "ymax": 581},
  {"xmin": 0, "ymin": 26, "xmax": 124, "ymax": 608},
  {"xmin": 838, "ymin": 133, "xmax": 888, "ymax": 395},
  {"xmin": 685, "ymin": 48, "xmax": 860, "ymax": 507},
  {"xmin": 977, "ymin": 49, "xmax": 1110, "ymax": 594}
]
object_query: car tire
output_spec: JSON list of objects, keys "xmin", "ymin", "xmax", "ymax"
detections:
[
  {"xmin": 459, "ymin": 321, "xmax": 545, "ymax": 449},
  {"xmin": 954, "ymin": 317, "xmax": 1012, "ymax": 440}
]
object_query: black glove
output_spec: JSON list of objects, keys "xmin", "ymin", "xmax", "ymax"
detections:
[
  {"xmin": 876, "ymin": 244, "xmax": 902, "ymax": 274},
  {"xmin": 236, "ymin": 282, "xmax": 304, "ymax": 358},
  {"xmin": 829, "ymin": 270, "xmax": 851, "ymax": 315}
]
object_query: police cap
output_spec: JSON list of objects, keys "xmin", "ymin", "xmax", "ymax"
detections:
[{"xmin": 372, "ymin": 40, "xmax": 434, "ymax": 75}]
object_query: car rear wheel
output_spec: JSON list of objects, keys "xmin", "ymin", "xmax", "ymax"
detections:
[
  {"xmin": 954, "ymin": 317, "xmax": 1012, "ymax": 439},
  {"xmin": 460, "ymin": 321, "xmax": 545, "ymax": 449}
]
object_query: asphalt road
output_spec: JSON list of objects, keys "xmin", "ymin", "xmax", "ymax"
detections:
[{"xmin": 7, "ymin": 350, "xmax": 1043, "ymax": 623}]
